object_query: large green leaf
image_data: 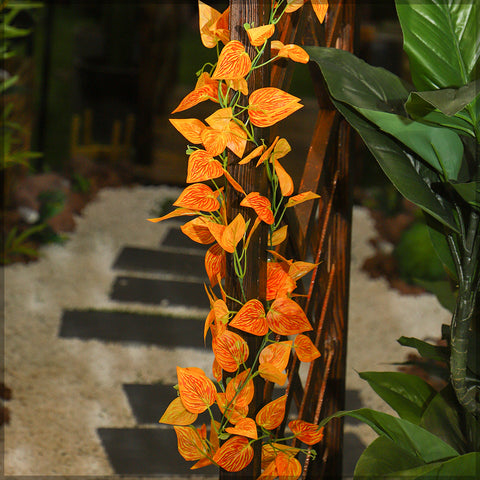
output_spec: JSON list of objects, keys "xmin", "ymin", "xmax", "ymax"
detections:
[
  {"xmin": 359, "ymin": 371, "xmax": 436, "ymax": 424},
  {"xmin": 451, "ymin": 181, "xmax": 480, "ymax": 209},
  {"xmin": 353, "ymin": 436, "xmax": 426, "ymax": 479},
  {"xmin": 416, "ymin": 278, "xmax": 457, "ymax": 313},
  {"xmin": 333, "ymin": 100, "xmax": 458, "ymax": 232},
  {"xmin": 355, "ymin": 108, "xmax": 464, "ymax": 180},
  {"xmin": 397, "ymin": 336, "xmax": 449, "ymax": 363},
  {"xmin": 420, "ymin": 386, "xmax": 468, "ymax": 454},
  {"xmin": 396, "ymin": 0, "xmax": 480, "ymax": 90},
  {"xmin": 319, "ymin": 408, "xmax": 459, "ymax": 463}
]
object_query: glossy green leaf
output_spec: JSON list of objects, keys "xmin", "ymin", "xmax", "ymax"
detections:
[
  {"xmin": 415, "ymin": 279, "xmax": 457, "ymax": 313},
  {"xmin": 359, "ymin": 371, "xmax": 436, "ymax": 424},
  {"xmin": 355, "ymin": 107, "xmax": 464, "ymax": 180},
  {"xmin": 395, "ymin": 0, "xmax": 480, "ymax": 90},
  {"xmin": 451, "ymin": 181, "xmax": 480, "ymax": 209},
  {"xmin": 420, "ymin": 386, "xmax": 468, "ymax": 454},
  {"xmin": 397, "ymin": 336, "xmax": 449, "ymax": 363},
  {"xmin": 354, "ymin": 436, "xmax": 426, "ymax": 479},
  {"xmin": 319, "ymin": 408, "xmax": 459, "ymax": 463}
]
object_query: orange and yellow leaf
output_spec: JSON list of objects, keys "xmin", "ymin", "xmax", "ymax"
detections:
[
  {"xmin": 212, "ymin": 358, "xmax": 223, "ymax": 382},
  {"xmin": 247, "ymin": 24, "xmax": 275, "ymax": 46},
  {"xmin": 258, "ymin": 363, "xmax": 287, "ymax": 386},
  {"xmin": 255, "ymin": 395, "xmax": 287, "ymax": 430},
  {"xmin": 201, "ymin": 127, "xmax": 228, "ymax": 156},
  {"xmin": 205, "ymin": 242, "xmax": 226, "ymax": 286},
  {"xmin": 289, "ymin": 419, "xmax": 325, "ymax": 445},
  {"xmin": 174, "ymin": 425, "xmax": 205, "ymax": 461},
  {"xmin": 225, "ymin": 368, "xmax": 254, "ymax": 408},
  {"xmin": 198, "ymin": 1, "xmax": 230, "ymax": 48},
  {"xmin": 181, "ymin": 217, "xmax": 216, "ymax": 244},
  {"xmin": 270, "ymin": 225, "xmax": 288, "ymax": 246},
  {"xmin": 294, "ymin": 334, "xmax": 321, "ymax": 362},
  {"xmin": 213, "ymin": 436, "xmax": 254, "ymax": 472},
  {"xmin": 240, "ymin": 192, "xmax": 274, "ymax": 225},
  {"xmin": 239, "ymin": 144, "xmax": 265, "ymax": 165},
  {"xmin": 276, "ymin": 452, "xmax": 302, "ymax": 479},
  {"xmin": 273, "ymin": 159, "xmax": 294, "ymax": 196},
  {"xmin": 212, "ymin": 41, "xmax": 252, "ymax": 80},
  {"xmin": 259, "ymin": 341, "xmax": 292, "ymax": 371},
  {"xmin": 226, "ymin": 417, "xmax": 258, "ymax": 439},
  {"xmin": 272, "ymin": 40, "xmax": 309, "ymax": 63},
  {"xmin": 159, "ymin": 397, "xmax": 198, "ymax": 426},
  {"xmin": 216, "ymin": 392, "xmax": 248, "ymax": 424},
  {"xmin": 170, "ymin": 118, "xmax": 206, "ymax": 144},
  {"xmin": 174, "ymin": 183, "xmax": 220, "ymax": 212},
  {"xmin": 285, "ymin": 0, "xmax": 307, "ymax": 13},
  {"xmin": 311, "ymin": 0, "xmax": 329, "ymax": 24},
  {"xmin": 177, "ymin": 366, "xmax": 217, "ymax": 413},
  {"xmin": 266, "ymin": 297, "xmax": 312, "ymax": 335},
  {"xmin": 229, "ymin": 299, "xmax": 267, "ymax": 336},
  {"xmin": 212, "ymin": 330, "xmax": 249, "ymax": 372},
  {"xmin": 220, "ymin": 213, "xmax": 246, "ymax": 253},
  {"xmin": 148, "ymin": 208, "xmax": 197, "ymax": 223},
  {"xmin": 266, "ymin": 262, "xmax": 296, "ymax": 300},
  {"xmin": 285, "ymin": 191, "xmax": 320, "ymax": 208}
]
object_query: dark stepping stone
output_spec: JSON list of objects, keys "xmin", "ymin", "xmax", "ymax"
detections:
[
  {"xmin": 162, "ymin": 227, "xmax": 208, "ymax": 253},
  {"xmin": 97, "ymin": 427, "xmax": 217, "ymax": 476},
  {"xmin": 123, "ymin": 383, "xmax": 214, "ymax": 425},
  {"xmin": 113, "ymin": 246, "xmax": 206, "ymax": 279},
  {"xmin": 110, "ymin": 276, "xmax": 208, "ymax": 309},
  {"xmin": 59, "ymin": 310, "xmax": 208, "ymax": 348}
]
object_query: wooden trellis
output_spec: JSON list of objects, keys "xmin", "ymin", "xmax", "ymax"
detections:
[{"xmin": 224, "ymin": 1, "xmax": 355, "ymax": 479}]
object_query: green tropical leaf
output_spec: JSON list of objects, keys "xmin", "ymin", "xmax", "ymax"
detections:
[
  {"xmin": 395, "ymin": 0, "xmax": 480, "ymax": 90},
  {"xmin": 450, "ymin": 181, "xmax": 480, "ymax": 209},
  {"xmin": 359, "ymin": 371, "xmax": 436, "ymax": 424},
  {"xmin": 420, "ymin": 386, "xmax": 468, "ymax": 454},
  {"xmin": 355, "ymin": 107, "xmax": 464, "ymax": 180},
  {"xmin": 353, "ymin": 436, "xmax": 426, "ymax": 479},
  {"xmin": 319, "ymin": 408, "xmax": 459, "ymax": 463},
  {"xmin": 397, "ymin": 336, "xmax": 449, "ymax": 363},
  {"xmin": 415, "ymin": 278, "xmax": 457, "ymax": 313}
]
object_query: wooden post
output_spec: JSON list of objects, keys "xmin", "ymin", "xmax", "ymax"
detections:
[{"xmin": 221, "ymin": 1, "xmax": 270, "ymax": 478}]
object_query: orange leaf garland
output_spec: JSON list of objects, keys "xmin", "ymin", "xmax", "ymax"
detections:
[
  {"xmin": 212, "ymin": 40, "xmax": 252, "ymax": 80},
  {"xmin": 212, "ymin": 358, "xmax": 223, "ymax": 382},
  {"xmin": 270, "ymin": 225, "xmax": 288, "ymax": 246},
  {"xmin": 198, "ymin": 1, "xmax": 230, "ymax": 48},
  {"xmin": 229, "ymin": 299, "xmax": 267, "ymax": 336},
  {"xmin": 172, "ymin": 84, "xmax": 218, "ymax": 114},
  {"xmin": 294, "ymin": 334, "xmax": 321, "ymax": 362},
  {"xmin": 177, "ymin": 367, "xmax": 217, "ymax": 414},
  {"xmin": 212, "ymin": 330, "xmax": 249, "ymax": 372},
  {"xmin": 266, "ymin": 262, "xmax": 296, "ymax": 300},
  {"xmin": 225, "ymin": 368, "xmax": 254, "ymax": 408},
  {"xmin": 257, "ymin": 136, "xmax": 279, "ymax": 166},
  {"xmin": 181, "ymin": 217, "xmax": 216, "ymax": 244},
  {"xmin": 213, "ymin": 435, "xmax": 254, "ymax": 472},
  {"xmin": 266, "ymin": 297, "xmax": 312, "ymax": 335},
  {"xmin": 201, "ymin": 127, "xmax": 228, "ymax": 156},
  {"xmin": 255, "ymin": 395, "xmax": 287, "ymax": 430},
  {"xmin": 216, "ymin": 392, "xmax": 248, "ymax": 424},
  {"xmin": 284, "ymin": 0, "xmax": 307, "ymax": 12},
  {"xmin": 259, "ymin": 341, "xmax": 292, "ymax": 371},
  {"xmin": 262, "ymin": 442, "xmax": 300, "ymax": 465},
  {"xmin": 174, "ymin": 183, "xmax": 220, "ymax": 212},
  {"xmin": 289, "ymin": 419, "xmax": 325, "ymax": 445},
  {"xmin": 214, "ymin": 298, "xmax": 229, "ymax": 324},
  {"xmin": 240, "ymin": 192, "xmax": 274, "ymax": 225},
  {"xmin": 238, "ymin": 144, "xmax": 265, "ymax": 165},
  {"xmin": 311, "ymin": 0, "xmax": 329, "ymax": 24},
  {"xmin": 246, "ymin": 24, "xmax": 275, "ymax": 46},
  {"xmin": 205, "ymin": 107, "xmax": 233, "ymax": 130},
  {"xmin": 288, "ymin": 260, "xmax": 318, "ymax": 281},
  {"xmin": 226, "ymin": 417, "xmax": 258, "ymax": 439},
  {"xmin": 271, "ymin": 40, "xmax": 309, "ymax": 64},
  {"xmin": 148, "ymin": 208, "xmax": 197, "ymax": 223},
  {"xmin": 285, "ymin": 191, "xmax": 320, "ymax": 207},
  {"xmin": 221, "ymin": 213, "xmax": 246, "ymax": 253},
  {"xmin": 273, "ymin": 159, "xmax": 294, "ymax": 196},
  {"xmin": 205, "ymin": 243, "xmax": 226, "ymax": 286},
  {"xmin": 170, "ymin": 118, "xmax": 206, "ymax": 144},
  {"xmin": 174, "ymin": 425, "xmax": 206, "ymax": 461},
  {"xmin": 275, "ymin": 452, "xmax": 302, "ymax": 479},
  {"xmin": 159, "ymin": 397, "xmax": 198, "ymax": 426},
  {"xmin": 249, "ymin": 87, "xmax": 303, "ymax": 127}
]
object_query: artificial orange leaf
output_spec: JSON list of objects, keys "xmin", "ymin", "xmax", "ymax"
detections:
[
  {"xmin": 177, "ymin": 366, "xmax": 217, "ymax": 413},
  {"xmin": 249, "ymin": 87, "xmax": 302, "ymax": 128},
  {"xmin": 258, "ymin": 363, "xmax": 287, "ymax": 386},
  {"xmin": 266, "ymin": 262, "xmax": 296, "ymax": 301},
  {"xmin": 294, "ymin": 334, "xmax": 321, "ymax": 362},
  {"xmin": 191, "ymin": 456, "xmax": 214, "ymax": 470},
  {"xmin": 216, "ymin": 392, "xmax": 248, "ymax": 424},
  {"xmin": 174, "ymin": 425, "xmax": 205, "ymax": 461},
  {"xmin": 266, "ymin": 297, "xmax": 312, "ymax": 335},
  {"xmin": 289, "ymin": 419, "xmax": 325, "ymax": 445},
  {"xmin": 212, "ymin": 330, "xmax": 249, "ymax": 372},
  {"xmin": 205, "ymin": 243, "xmax": 226, "ymax": 286},
  {"xmin": 206, "ymin": 107, "xmax": 233, "ymax": 130},
  {"xmin": 273, "ymin": 159, "xmax": 294, "ymax": 196},
  {"xmin": 257, "ymin": 136, "xmax": 279, "ymax": 166},
  {"xmin": 204, "ymin": 308, "xmax": 215, "ymax": 342},
  {"xmin": 258, "ymin": 459, "xmax": 278, "ymax": 479},
  {"xmin": 272, "ymin": 137, "xmax": 291, "ymax": 161},
  {"xmin": 206, "ymin": 222, "xmax": 226, "ymax": 246},
  {"xmin": 221, "ymin": 213, "xmax": 246, "ymax": 253},
  {"xmin": 198, "ymin": 1, "xmax": 230, "ymax": 48},
  {"xmin": 239, "ymin": 144, "xmax": 265, "ymax": 165},
  {"xmin": 212, "ymin": 358, "xmax": 223, "ymax": 382},
  {"xmin": 212, "ymin": 41, "xmax": 252, "ymax": 81},
  {"xmin": 225, "ymin": 121, "xmax": 248, "ymax": 158},
  {"xmin": 223, "ymin": 168, "xmax": 246, "ymax": 195},
  {"xmin": 276, "ymin": 452, "xmax": 302, "ymax": 479},
  {"xmin": 288, "ymin": 260, "xmax": 318, "ymax": 281},
  {"xmin": 259, "ymin": 341, "xmax": 292, "ymax": 371},
  {"xmin": 159, "ymin": 397, "xmax": 198, "ymax": 426},
  {"xmin": 229, "ymin": 299, "xmax": 267, "ymax": 336},
  {"xmin": 284, "ymin": 0, "xmax": 307, "ymax": 13},
  {"xmin": 172, "ymin": 84, "xmax": 217, "ymax": 114},
  {"xmin": 226, "ymin": 417, "xmax": 258, "ymax": 439},
  {"xmin": 226, "ymin": 368, "xmax": 254, "ymax": 408},
  {"xmin": 272, "ymin": 40, "xmax": 309, "ymax": 64},
  {"xmin": 255, "ymin": 395, "xmax": 287, "ymax": 430},
  {"xmin": 201, "ymin": 127, "xmax": 228, "ymax": 156},
  {"xmin": 210, "ymin": 419, "xmax": 220, "ymax": 452},
  {"xmin": 262, "ymin": 442, "xmax": 301, "ymax": 466},
  {"xmin": 147, "ymin": 208, "xmax": 197, "ymax": 223},
  {"xmin": 169, "ymin": 118, "xmax": 206, "ymax": 144},
  {"xmin": 174, "ymin": 184, "xmax": 220, "ymax": 212},
  {"xmin": 247, "ymin": 24, "xmax": 275, "ymax": 46},
  {"xmin": 311, "ymin": 0, "xmax": 329, "ymax": 24},
  {"xmin": 213, "ymin": 435, "xmax": 254, "ymax": 472},
  {"xmin": 181, "ymin": 217, "xmax": 216, "ymax": 244},
  {"xmin": 226, "ymin": 77, "xmax": 248, "ymax": 95},
  {"xmin": 245, "ymin": 217, "xmax": 261, "ymax": 251},
  {"xmin": 240, "ymin": 192, "xmax": 274, "ymax": 225},
  {"xmin": 214, "ymin": 299, "xmax": 229, "ymax": 324},
  {"xmin": 270, "ymin": 225, "xmax": 288, "ymax": 246},
  {"xmin": 285, "ymin": 191, "xmax": 320, "ymax": 207}
]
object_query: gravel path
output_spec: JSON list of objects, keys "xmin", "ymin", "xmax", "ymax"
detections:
[{"xmin": 3, "ymin": 186, "xmax": 451, "ymax": 476}]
